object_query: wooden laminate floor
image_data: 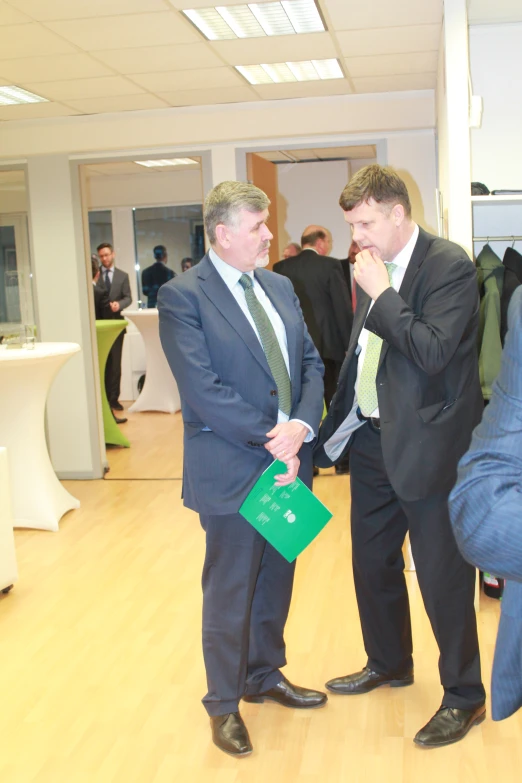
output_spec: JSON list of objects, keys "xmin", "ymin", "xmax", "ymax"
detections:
[{"xmin": 1, "ymin": 407, "xmax": 520, "ymax": 783}]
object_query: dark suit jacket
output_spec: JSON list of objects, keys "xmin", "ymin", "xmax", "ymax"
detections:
[
  {"xmin": 273, "ymin": 249, "xmax": 352, "ymax": 362},
  {"xmin": 339, "ymin": 257, "xmax": 353, "ymax": 303},
  {"xmin": 450, "ymin": 285, "xmax": 522, "ymax": 720},
  {"xmin": 96, "ymin": 266, "xmax": 132, "ymax": 320},
  {"xmin": 93, "ymin": 283, "xmax": 111, "ymax": 320},
  {"xmin": 315, "ymin": 226, "xmax": 482, "ymax": 502},
  {"xmin": 157, "ymin": 253, "xmax": 324, "ymax": 515},
  {"xmin": 141, "ymin": 261, "xmax": 176, "ymax": 308},
  {"xmin": 501, "ymin": 247, "xmax": 522, "ymax": 343}
]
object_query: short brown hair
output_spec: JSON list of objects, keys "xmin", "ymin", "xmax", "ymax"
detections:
[
  {"xmin": 339, "ymin": 164, "xmax": 411, "ymax": 217},
  {"xmin": 97, "ymin": 242, "xmax": 113, "ymax": 253},
  {"xmin": 204, "ymin": 181, "xmax": 270, "ymax": 245}
]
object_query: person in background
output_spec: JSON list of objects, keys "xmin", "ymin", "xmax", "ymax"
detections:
[
  {"xmin": 340, "ymin": 240, "xmax": 360, "ymax": 313},
  {"xmin": 96, "ymin": 242, "xmax": 132, "ymax": 413},
  {"xmin": 141, "ymin": 245, "xmax": 176, "ymax": 308},
  {"xmin": 282, "ymin": 242, "xmax": 301, "ymax": 259},
  {"xmin": 158, "ymin": 181, "xmax": 325, "ymax": 758},
  {"xmin": 314, "ymin": 164, "xmax": 485, "ymax": 748},
  {"xmin": 91, "ymin": 256, "xmax": 127, "ymax": 424},
  {"xmin": 450, "ymin": 284, "xmax": 522, "ymax": 723},
  {"xmin": 181, "ymin": 257, "xmax": 194, "ymax": 272}
]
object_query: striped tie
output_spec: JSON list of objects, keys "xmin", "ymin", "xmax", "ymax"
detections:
[
  {"xmin": 357, "ymin": 263, "xmax": 397, "ymax": 416},
  {"xmin": 239, "ymin": 274, "xmax": 292, "ymax": 416}
]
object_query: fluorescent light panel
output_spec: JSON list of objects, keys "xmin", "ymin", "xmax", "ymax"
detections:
[
  {"xmin": 183, "ymin": 0, "xmax": 324, "ymax": 40},
  {"xmin": 0, "ymin": 86, "xmax": 48, "ymax": 105},
  {"xmin": 134, "ymin": 158, "xmax": 196, "ymax": 168},
  {"xmin": 236, "ymin": 58, "xmax": 343, "ymax": 84}
]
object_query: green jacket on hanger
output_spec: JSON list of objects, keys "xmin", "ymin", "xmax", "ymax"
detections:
[{"xmin": 476, "ymin": 244, "xmax": 504, "ymax": 399}]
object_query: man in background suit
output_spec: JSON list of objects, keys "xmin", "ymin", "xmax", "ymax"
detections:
[
  {"xmin": 96, "ymin": 243, "xmax": 132, "ymax": 412},
  {"xmin": 141, "ymin": 245, "xmax": 176, "ymax": 307},
  {"xmin": 273, "ymin": 225, "xmax": 352, "ymax": 409},
  {"xmin": 91, "ymin": 256, "xmax": 111, "ymax": 320},
  {"xmin": 450, "ymin": 284, "xmax": 522, "ymax": 722},
  {"xmin": 340, "ymin": 240, "xmax": 360, "ymax": 314},
  {"xmin": 158, "ymin": 181, "xmax": 325, "ymax": 757},
  {"xmin": 314, "ymin": 164, "xmax": 486, "ymax": 747}
]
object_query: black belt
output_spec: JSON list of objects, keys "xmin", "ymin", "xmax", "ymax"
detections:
[{"xmin": 356, "ymin": 406, "xmax": 381, "ymax": 431}]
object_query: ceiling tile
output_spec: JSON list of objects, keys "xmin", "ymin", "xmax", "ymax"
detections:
[
  {"xmin": 0, "ymin": 2, "xmax": 32, "ymax": 24},
  {"xmin": 468, "ymin": 0, "xmax": 522, "ymax": 24},
  {"xmin": 0, "ymin": 54, "xmax": 113, "ymax": 83},
  {"xmin": 336, "ymin": 24, "xmax": 440, "ymax": 58},
  {"xmin": 352, "ymin": 73, "xmax": 436, "ymax": 94},
  {"xmin": 129, "ymin": 67, "xmax": 243, "ymax": 92},
  {"xmin": 46, "ymin": 12, "xmax": 200, "ymax": 50},
  {"xmin": 65, "ymin": 94, "xmax": 170, "ymax": 115},
  {"xmin": 92, "ymin": 43, "xmax": 223, "ymax": 74},
  {"xmin": 345, "ymin": 52, "xmax": 438, "ymax": 79},
  {"xmin": 323, "ymin": 0, "xmax": 442, "ymax": 30},
  {"xmin": 7, "ymin": 1, "xmax": 168, "ymax": 20},
  {"xmin": 210, "ymin": 32, "xmax": 336, "ymax": 65},
  {"xmin": 0, "ymin": 101, "xmax": 80, "ymax": 120},
  {"xmin": 23, "ymin": 76, "xmax": 145, "ymax": 101},
  {"xmin": 157, "ymin": 85, "xmax": 258, "ymax": 107},
  {"xmin": 0, "ymin": 23, "xmax": 77, "ymax": 59},
  {"xmin": 168, "ymin": 0, "xmax": 248, "ymax": 7},
  {"xmin": 252, "ymin": 80, "xmax": 352, "ymax": 100}
]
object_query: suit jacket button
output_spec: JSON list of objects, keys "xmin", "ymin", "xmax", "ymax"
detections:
[{"xmin": 270, "ymin": 390, "xmax": 277, "ymax": 396}]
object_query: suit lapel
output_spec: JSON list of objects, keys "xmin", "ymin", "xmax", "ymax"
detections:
[{"xmin": 198, "ymin": 255, "xmax": 271, "ymax": 377}]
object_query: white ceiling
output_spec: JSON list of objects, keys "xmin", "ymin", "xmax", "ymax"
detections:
[{"xmin": 0, "ymin": 1, "xmax": 518, "ymax": 122}]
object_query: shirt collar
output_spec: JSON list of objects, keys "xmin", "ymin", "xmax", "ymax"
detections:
[
  {"xmin": 209, "ymin": 247, "xmax": 254, "ymax": 290},
  {"xmin": 303, "ymin": 246, "xmax": 319, "ymax": 254},
  {"xmin": 390, "ymin": 223, "xmax": 419, "ymax": 269}
]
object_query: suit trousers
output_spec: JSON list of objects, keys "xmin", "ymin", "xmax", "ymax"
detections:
[
  {"xmin": 349, "ymin": 422, "xmax": 485, "ymax": 710},
  {"xmin": 105, "ymin": 330, "xmax": 124, "ymax": 406},
  {"xmin": 199, "ymin": 512, "xmax": 295, "ymax": 716}
]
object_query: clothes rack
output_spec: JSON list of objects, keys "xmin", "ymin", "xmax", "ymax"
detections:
[{"xmin": 473, "ymin": 235, "xmax": 522, "ymax": 242}]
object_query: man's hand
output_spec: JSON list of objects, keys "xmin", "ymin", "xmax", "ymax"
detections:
[
  {"xmin": 354, "ymin": 249, "xmax": 391, "ymax": 301},
  {"xmin": 110, "ymin": 301, "xmax": 121, "ymax": 313},
  {"xmin": 265, "ymin": 421, "xmax": 308, "ymax": 460},
  {"xmin": 274, "ymin": 455, "xmax": 300, "ymax": 486}
]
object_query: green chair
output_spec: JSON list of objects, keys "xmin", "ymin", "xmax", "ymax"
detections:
[{"xmin": 95, "ymin": 320, "xmax": 130, "ymax": 448}]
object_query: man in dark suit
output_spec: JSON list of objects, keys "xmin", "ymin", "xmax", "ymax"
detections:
[
  {"xmin": 315, "ymin": 165, "xmax": 486, "ymax": 747},
  {"xmin": 273, "ymin": 225, "xmax": 352, "ymax": 409},
  {"xmin": 339, "ymin": 240, "xmax": 359, "ymax": 314},
  {"xmin": 96, "ymin": 243, "xmax": 132, "ymax": 412},
  {"xmin": 141, "ymin": 245, "xmax": 176, "ymax": 308},
  {"xmin": 450, "ymin": 284, "xmax": 522, "ymax": 722},
  {"xmin": 158, "ymin": 181, "xmax": 325, "ymax": 757}
]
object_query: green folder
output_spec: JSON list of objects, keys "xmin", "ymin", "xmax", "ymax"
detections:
[{"xmin": 239, "ymin": 460, "xmax": 333, "ymax": 562}]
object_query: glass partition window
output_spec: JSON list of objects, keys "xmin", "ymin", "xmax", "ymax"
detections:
[
  {"xmin": 88, "ymin": 210, "xmax": 114, "ymax": 257},
  {"xmin": 133, "ymin": 204, "xmax": 204, "ymax": 306}
]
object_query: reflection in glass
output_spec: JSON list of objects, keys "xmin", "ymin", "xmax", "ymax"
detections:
[{"xmin": 88, "ymin": 210, "xmax": 114, "ymax": 256}]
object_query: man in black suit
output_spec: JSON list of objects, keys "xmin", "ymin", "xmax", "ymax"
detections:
[
  {"xmin": 141, "ymin": 245, "xmax": 176, "ymax": 307},
  {"xmin": 96, "ymin": 243, "xmax": 132, "ymax": 412},
  {"xmin": 315, "ymin": 165, "xmax": 486, "ymax": 747},
  {"xmin": 273, "ymin": 225, "xmax": 352, "ymax": 408},
  {"xmin": 339, "ymin": 240, "xmax": 359, "ymax": 313}
]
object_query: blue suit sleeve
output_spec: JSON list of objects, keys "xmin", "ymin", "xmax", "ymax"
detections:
[{"xmin": 449, "ymin": 285, "xmax": 522, "ymax": 582}]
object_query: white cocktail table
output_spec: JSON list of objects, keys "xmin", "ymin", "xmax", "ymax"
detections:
[
  {"xmin": 0, "ymin": 342, "xmax": 81, "ymax": 530},
  {"xmin": 125, "ymin": 310, "xmax": 180, "ymax": 414}
]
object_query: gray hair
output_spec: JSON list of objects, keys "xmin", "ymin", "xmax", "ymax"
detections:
[{"xmin": 204, "ymin": 181, "xmax": 270, "ymax": 245}]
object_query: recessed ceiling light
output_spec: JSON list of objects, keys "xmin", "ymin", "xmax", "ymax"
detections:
[
  {"xmin": 183, "ymin": 0, "xmax": 324, "ymax": 40},
  {"xmin": 0, "ymin": 86, "xmax": 48, "ymax": 106},
  {"xmin": 236, "ymin": 58, "xmax": 344, "ymax": 85},
  {"xmin": 134, "ymin": 159, "xmax": 197, "ymax": 168}
]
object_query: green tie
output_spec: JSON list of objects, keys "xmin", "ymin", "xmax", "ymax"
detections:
[
  {"xmin": 239, "ymin": 274, "xmax": 292, "ymax": 416},
  {"xmin": 357, "ymin": 263, "xmax": 397, "ymax": 416}
]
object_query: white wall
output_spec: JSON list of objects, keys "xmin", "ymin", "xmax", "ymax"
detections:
[
  {"xmin": 470, "ymin": 23, "xmax": 522, "ymax": 187},
  {"xmin": 277, "ymin": 160, "xmax": 350, "ymax": 259},
  {"xmin": 387, "ymin": 132, "xmax": 438, "ymax": 233},
  {"xmin": 87, "ymin": 169, "xmax": 203, "ymax": 210}
]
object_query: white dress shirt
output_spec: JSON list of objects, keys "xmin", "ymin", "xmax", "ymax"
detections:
[
  {"xmin": 209, "ymin": 248, "xmax": 313, "ymax": 439},
  {"xmin": 325, "ymin": 224, "xmax": 419, "ymax": 460}
]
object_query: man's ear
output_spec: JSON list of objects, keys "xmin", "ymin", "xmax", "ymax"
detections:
[
  {"xmin": 215, "ymin": 223, "xmax": 230, "ymax": 248},
  {"xmin": 392, "ymin": 204, "xmax": 405, "ymax": 226}
]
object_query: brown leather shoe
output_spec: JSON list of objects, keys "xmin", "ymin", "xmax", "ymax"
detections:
[
  {"xmin": 414, "ymin": 704, "xmax": 486, "ymax": 748},
  {"xmin": 210, "ymin": 712, "xmax": 253, "ymax": 757},
  {"xmin": 326, "ymin": 666, "xmax": 414, "ymax": 694},
  {"xmin": 243, "ymin": 676, "xmax": 327, "ymax": 709}
]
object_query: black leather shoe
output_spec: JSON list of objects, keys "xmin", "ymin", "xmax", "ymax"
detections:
[
  {"xmin": 243, "ymin": 676, "xmax": 327, "ymax": 709},
  {"xmin": 414, "ymin": 704, "xmax": 486, "ymax": 748},
  {"xmin": 210, "ymin": 712, "xmax": 253, "ymax": 757},
  {"xmin": 313, "ymin": 466, "xmax": 319, "ymax": 477},
  {"xmin": 113, "ymin": 415, "xmax": 127, "ymax": 424},
  {"xmin": 335, "ymin": 463, "xmax": 350, "ymax": 475},
  {"xmin": 111, "ymin": 401, "xmax": 124, "ymax": 411},
  {"xmin": 326, "ymin": 666, "xmax": 414, "ymax": 694}
]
